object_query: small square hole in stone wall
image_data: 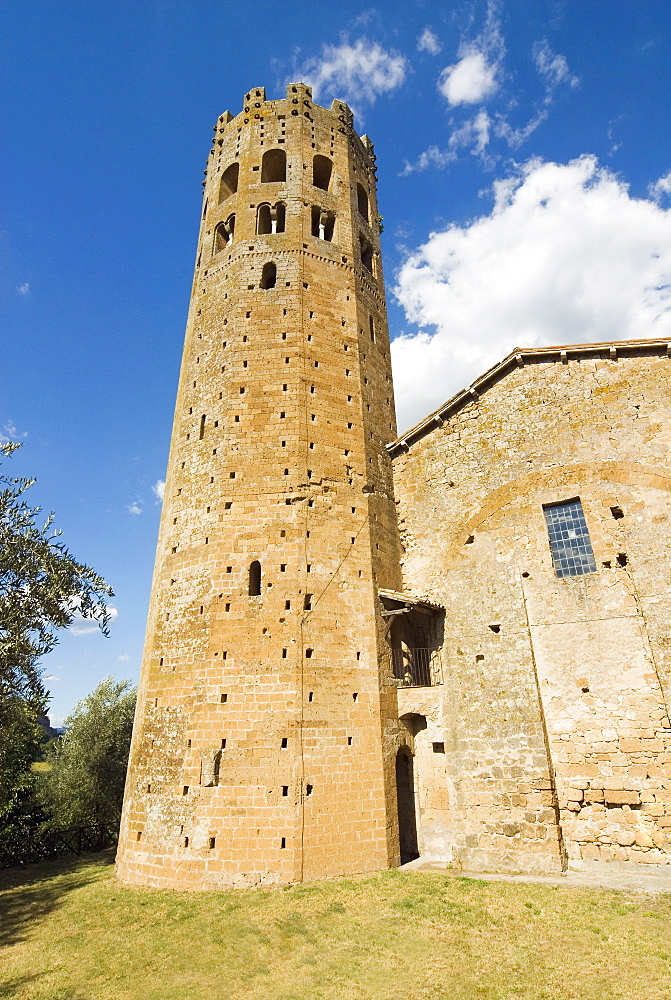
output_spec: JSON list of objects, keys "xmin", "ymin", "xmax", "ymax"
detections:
[{"xmin": 432, "ymin": 742, "xmax": 445, "ymax": 753}]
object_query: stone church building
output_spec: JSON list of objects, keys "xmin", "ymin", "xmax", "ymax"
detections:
[{"xmin": 116, "ymin": 85, "xmax": 671, "ymax": 889}]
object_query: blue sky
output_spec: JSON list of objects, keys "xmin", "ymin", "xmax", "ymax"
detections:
[{"xmin": 2, "ymin": 1, "xmax": 670, "ymax": 724}]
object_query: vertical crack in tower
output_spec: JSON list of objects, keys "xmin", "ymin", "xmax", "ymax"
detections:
[{"xmin": 116, "ymin": 83, "xmax": 404, "ymax": 889}]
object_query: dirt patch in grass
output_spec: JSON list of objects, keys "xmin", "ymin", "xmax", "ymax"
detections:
[{"xmin": 1, "ymin": 853, "xmax": 670, "ymax": 1000}]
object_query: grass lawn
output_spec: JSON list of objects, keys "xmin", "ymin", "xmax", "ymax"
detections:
[{"xmin": 1, "ymin": 852, "xmax": 670, "ymax": 1000}]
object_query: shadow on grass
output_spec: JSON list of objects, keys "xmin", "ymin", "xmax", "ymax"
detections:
[
  {"xmin": 0, "ymin": 973, "xmax": 47, "ymax": 999},
  {"xmin": 0, "ymin": 849, "xmax": 115, "ymax": 948},
  {"xmin": 0, "ymin": 977, "xmax": 89, "ymax": 1000}
]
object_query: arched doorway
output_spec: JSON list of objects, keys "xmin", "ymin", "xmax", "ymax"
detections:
[{"xmin": 396, "ymin": 747, "xmax": 419, "ymax": 864}]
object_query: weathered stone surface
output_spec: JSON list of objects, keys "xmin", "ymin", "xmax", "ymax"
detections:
[
  {"xmin": 116, "ymin": 81, "xmax": 671, "ymax": 889},
  {"xmin": 116, "ymin": 84, "xmax": 405, "ymax": 890},
  {"xmin": 392, "ymin": 345, "xmax": 671, "ymax": 871}
]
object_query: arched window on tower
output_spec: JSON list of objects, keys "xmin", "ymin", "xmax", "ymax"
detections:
[
  {"xmin": 360, "ymin": 235, "xmax": 374, "ymax": 274},
  {"xmin": 261, "ymin": 149, "xmax": 286, "ymax": 183},
  {"xmin": 249, "ymin": 560, "xmax": 262, "ymax": 596},
  {"xmin": 260, "ymin": 262, "xmax": 277, "ymax": 289},
  {"xmin": 311, "ymin": 206, "xmax": 335, "ymax": 242},
  {"xmin": 214, "ymin": 221, "xmax": 230, "ymax": 253},
  {"xmin": 357, "ymin": 183, "xmax": 369, "ymax": 222},
  {"xmin": 219, "ymin": 162, "xmax": 239, "ymax": 203},
  {"xmin": 257, "ymin": 203, "xmax": 272, "ymax": 235},
  {"xmin": 226, "ymin": 213, "xmax": 235, "ymax": 237},
  {"xmin": 256, "ymin": 202, "xmax": 286, "ymax": 235},
  {"xmin": 313, "ymin": 155, "xmax": 333, "ymax": 191}
]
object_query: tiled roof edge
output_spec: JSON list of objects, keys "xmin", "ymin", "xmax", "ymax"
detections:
[{"xmin": 387, "ymin": 339, "xmax": 671, "ymax": 457}]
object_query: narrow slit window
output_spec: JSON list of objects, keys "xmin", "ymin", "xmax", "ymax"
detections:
[
  {"xmin": 357, "ymin": 182, "xmax": 369, "ymax": 221},
  {"xmin": 360, "ymin": 236, "xmax": 373, "ymax": 273},
  {"xmin": 543, "ymin": 499, "xmax": 597, "ymax": 578},
  {"xmin": 260, "ymin": 261, "xmax": 277, "ymax": 289},
  {"xmin": 248, "ymin": 560, "xmax": 262, "ymax": 596}
]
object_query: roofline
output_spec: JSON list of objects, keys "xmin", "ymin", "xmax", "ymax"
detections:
[
  {"xmin": 378, "ymin": 588, "xmax": 444, "ymax": 612},
  {"xmin": 387, "ymin": 339, "xmax": 671, "ymax": 458}
]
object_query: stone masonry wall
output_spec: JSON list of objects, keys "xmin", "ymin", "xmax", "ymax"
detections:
[
  {"xmin": 116, "ymin": 85, "xmax": 404, "ymax": 890},
  {"xmin": 392, "ymin": 347, "xmax": 671, "ymax": 872}
]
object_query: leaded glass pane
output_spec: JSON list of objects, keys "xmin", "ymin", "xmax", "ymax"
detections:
[{"xmin": 543, "ymin": 499, "xmax": 597, "ymax": 578}]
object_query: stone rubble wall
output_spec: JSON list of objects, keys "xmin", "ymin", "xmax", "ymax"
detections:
[{"xmin": 393, "ymin": 350, "xmax": 671, "ymax": 871}]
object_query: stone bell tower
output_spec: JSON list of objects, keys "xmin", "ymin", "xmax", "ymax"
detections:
[{"xmin": 116, "ymin": 83, "xmax": 403, "ymax": 889}]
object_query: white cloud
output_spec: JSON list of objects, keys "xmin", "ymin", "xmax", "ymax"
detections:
[
  {"xmin": 402, "ymin": 110, "xmax": 492, "ymax": 174},
  {"xmin": 127, "ymin": 502, "xmax": 142, "ymax": 516},
  {"xmin": 437, "ymin": 3, "xmax": 504, "ymax": 106},
  {"xmin": 650, "ymin": 170, "xmax": 671, "ymax": 202},
  {"xmin": 16, "ymin": 282, "xmax": 30, "ymax": 295},
  {"xmin": 295, "ymin": 37, "xmax": 408, "ymax": 111},
  {"xmin": 392, "ymin": 155, "xmax": 671, "ymax": 432},
  {"xmin": 533, "ymin": 40, "xmax": 579, "ymax": 97},
  {"xmin": 71, "ymin": 606, "xmax": 118, "ymax": 636},
  {"xmin": 43, "ymin": 675, "xmax": 61, "ymax": 682},
  {"xmin": 494, "ymin": 107, "xmax": 548, "ymax": 150},
  {"xmin": 402, "ymin": 145, "xmax": 455, "ymax": 175},
  {"xmin": 450, "ymin": 109, "xmax": 492, "ymax": 158},
  {"xmin": 0, "ymin": 420, "xmax": 28, "ymax": 444},
  {"xmin": 438, "ymin": 51, "xmax": 498, "ymax": 106},
  {"xmin": 418, "ymin": 27, "xmax": 441, "ymax": 56},
  {"xmin": 117, "ymin": 653, "xmax": 130, "ymax": 662},
  {"xmin": 151, "ymin": 479, "xmax": 165, "ymax": 502}
]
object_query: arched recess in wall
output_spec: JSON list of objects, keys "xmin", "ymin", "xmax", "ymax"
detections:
[
  {"xmin": 260, "ymin": 262, "xmax": 277, "ymax": 289},
  {"xmin": 261, "ymin": 149, "xmax": 286, "ymax": 183},
  {"xmin": 219, "ymin": 162, "xmax": 239, "ymax": 203},
  {"xmin": 445, "ymin": 460, "xmax": 671, "ymax": 561},
  {"xmin": 360, "ymin": 235, "xmax": 374, "ymax": 274},
  {"xmin": 257, "ymin": 203, "xmax": 272, "ymax": 235},
  {"xmin": 274, "ymin": 202, "xmax": 286, "ymax": 233},
  {"xmin": 214, "ymin": 221, "xmax": 230, "ymax": 253},
  {"xmin": 396, "ymin": 747, "xmax": 420, "ymax": 864},
  {"xmin": 311, "ymin": 206, "xmax": 335, "ymax": 242},
  {"xmin": 248, "ymin": 560, "xmax": 262, "ymax": 596},
  {"xmin": 357, "ymin": 182, "xmax": 369, "ymax": 222},
  {"xmin": 257, "ymin": 202, "xmax": 286, "ymax": 235},
  {"xmin": 313, "ymin": 155, "xmax": 333, "ymax": 191}
]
